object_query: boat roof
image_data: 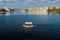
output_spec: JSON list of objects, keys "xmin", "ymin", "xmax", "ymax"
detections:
[{"xmin": 25, "ymin": 22, "xmax": 33, "ymax": 24}]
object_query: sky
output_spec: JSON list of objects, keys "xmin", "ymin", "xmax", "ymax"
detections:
[{"xmin": 0, "ymin": 0, "xmax": 60, "ymax": 8}]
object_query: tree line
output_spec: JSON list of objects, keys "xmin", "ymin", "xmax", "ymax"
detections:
[{"xmin": 47, "ymin": 6, "xmax": 60, "ymax": 14}]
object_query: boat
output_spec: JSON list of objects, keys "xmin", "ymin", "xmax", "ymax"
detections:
[{"xmin": 23, "ymin": 22, "xmax": 33, "ymax": 28}]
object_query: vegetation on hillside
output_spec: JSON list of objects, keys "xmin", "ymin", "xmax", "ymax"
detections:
[
  {"xmin": 47, "ymin": 6, "xmax": 60, "ymax": 14},
  {"xmin": 0, "ymin": 8, "xmax": 7, "ymax": 12}
]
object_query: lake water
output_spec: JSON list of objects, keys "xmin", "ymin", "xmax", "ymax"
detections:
[{"xmin": 0, "ymin": 12, "xmax": 60, "ymax": 40}]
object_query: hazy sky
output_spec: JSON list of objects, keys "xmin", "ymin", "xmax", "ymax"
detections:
[{"xmin": 0, "ymin": 0, "xmax": 60, "ymax": 8}]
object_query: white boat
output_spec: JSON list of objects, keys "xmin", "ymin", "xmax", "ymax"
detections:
[{"xmin": 23, "ymin": 22, "xmax": 33, "ymax": 28}]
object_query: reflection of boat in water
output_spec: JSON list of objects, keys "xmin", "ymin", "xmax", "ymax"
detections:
[{"xmin": 23, "ymin": 22, "xmax": 33, "ymax": 28}]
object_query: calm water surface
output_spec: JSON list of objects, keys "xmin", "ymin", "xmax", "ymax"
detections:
[{"xmin": 0, "ymin": 12, "xmax": 60, "ymax": 40}]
